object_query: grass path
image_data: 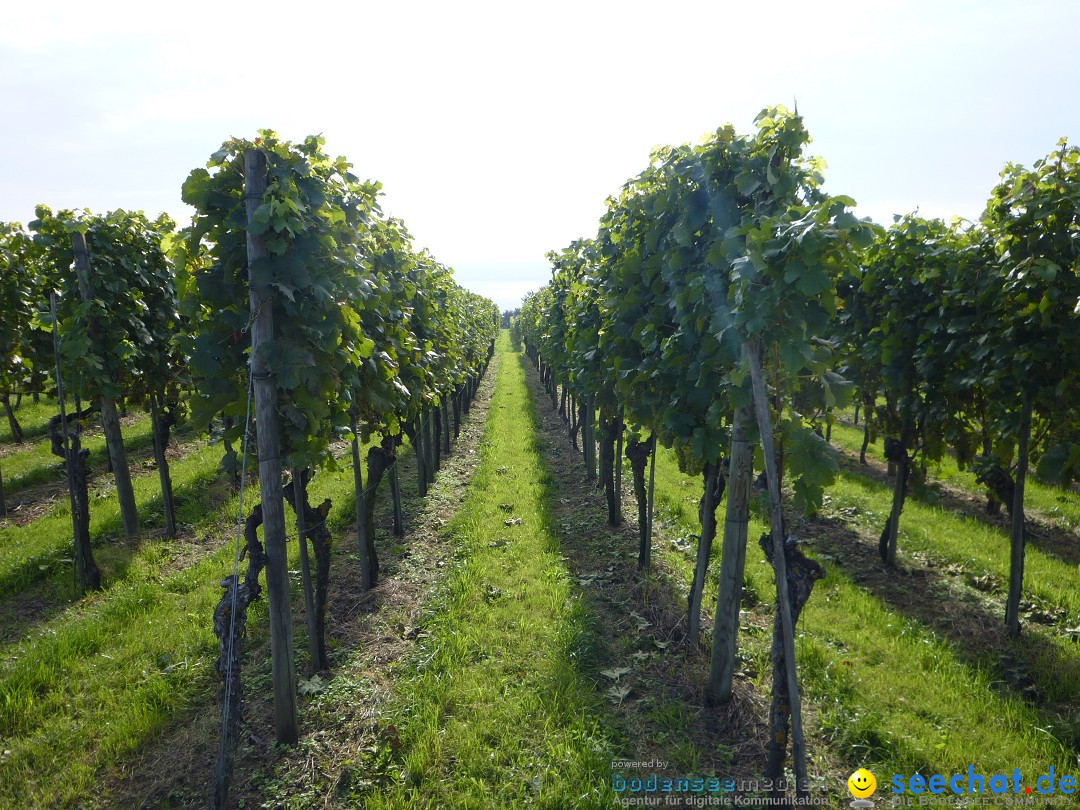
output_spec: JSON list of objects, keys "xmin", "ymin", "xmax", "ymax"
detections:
[
  {"xmin": 825, "ymin": 422, "xmax": 1080, "ymax": 620},
  {"xmin": 0, "ymin": 439, "xmax": 223, "ymax": 608},
  {"xmin": 361, "ymin": 335, "xmax": 618, "ymax": 808},
  {"xmin": 225, "ymin": 336, "xmax": 785, "ymax": 809}
]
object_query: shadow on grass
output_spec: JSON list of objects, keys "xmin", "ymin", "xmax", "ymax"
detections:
[
  {"xmin": 795, "ymin": 507, "xmax": 1080, "ymax": 753},
  {"xmin": 0, "ymin": 464, "xmax": 224, "ymax": 644},
  {"xmin": 836, "ymin": 453, "xmax": 1080, "ymax": 568},
  {"xmin": 1, "ymin": 419, "xmax": 198, "ymax": 520},
  {"xmin": 519, "ymin": 352, "xmax": 775, "ymax": 784},
  {"xmin": 127, "ymin": 362, "xmax": 499, "ymax": 810},
  {"xmin": 0, "ymin": 399, "xmax": 59, "ymax": 446}
]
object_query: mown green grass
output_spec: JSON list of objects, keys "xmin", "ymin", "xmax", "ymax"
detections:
[
  {"xmin": 648, "ymin": 446, "xmax": 1079, "ymax": 790},
  {"xmin": 824, "ymin": 470, "xmax": 1080, "ymax": 622},
  {"xmin": 363, "ymin": 335, "xmax": 618, "ymax": 809},
  {"xmin": 0, "ymin": 396, "xmax": 59, "ymax": 445},
  {"xmin": 827, "ymin": 420, "xmax": 1080, "ymax": 623},
  {"xmin": 0, "ymin": 411, "xmax": 162, "ymax": 499},
  {"xmin": 831, "ymin": 420, "xmax": 1080, "ymax": 533},
  {"xmin": 0, "ymin": 436, "xmax": 221, "ymax": 601},
  {"xmin": 0, "ymin": 432, "xmax": 390, "ymax": 807}
]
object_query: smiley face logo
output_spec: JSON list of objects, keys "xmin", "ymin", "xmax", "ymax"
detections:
[{"xmin": 847, "ymin": 768, "xmax": 877, "ymax": 799}]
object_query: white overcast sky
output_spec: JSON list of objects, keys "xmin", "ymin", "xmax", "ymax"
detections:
[{"xmin": 1, "ymin": 0, "xmax": 1078, "ymax": 310}]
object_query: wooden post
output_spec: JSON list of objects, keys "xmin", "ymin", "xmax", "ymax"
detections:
[
  {"xmin": 389, "ymin": 454, "xmax": 404, "ymax": 537},
  {"xmin": 745, "ymin": 340, "xmax": 807, "ymax": 796},
  {"xmin": 350, "ymin": 410, "xmax": 373, "ymax": 589},
  {"xmin": 614, "ymin": 413, "xmax": 623, "ymax": 521},
  {"xmin": 423, "ymin": 406, "xmax": 435, "ymax": 484},
  {"xmin": 148, "ymin": 393, "xmax": 177, "ymax": 537},
  {"xmin": 291, "ymin": 467, "xmax": 321, "ymax": 673},
  {"xmin": 708, "ymin": 405, "xmax": 753, "ymax": 704},
  {"xmin": 0, "ymin": 460, "xmax": 5, "ymax": 518},
  {"xmin": 442, "ymin": 399, "xmax": 451, "ymax": 455},
  {"xmin": 244, "ymin": 148, "xmax": 298, "ymax": 744},
  {"xmin": 687, "ymin": 461, "xmax": 723, "ymax": 647},
  {"xmin": 646, "ymin": 438, "xmax": 656, "ymax": 553},
  {"xmin": 71, "ymin": 232, "xmax": 139, "ymax": 538},
  {"xmin": 1005, "ymin": 392, "xmax": 1032, "ymax": 637}
]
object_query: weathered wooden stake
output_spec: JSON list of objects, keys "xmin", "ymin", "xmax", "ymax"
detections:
[
  {"xmin": 1005, "ymin": 392, "xmax": 1032, "ymax": 637},
  {"xmin": 290, "ymin": 467, "xmax": 321, "ymax": 673},
  {"xmin": 244, "ymin": 148, "xmax": 298, "ymax": 744},
  {"xmin": 148, "ymin": 393, "xmax": 177, "ymax": 537},
  {"xmin": 687, "ymin": 461, "xmax": 725, "ymax": 647},
  {"xmin": 745, "ymin": 340, "xmax": 807, "ymax": 796},
  {"xmin": 350, "ymin": 410, "xmax": 374, "ymax": 588},
  {"xmin": 708, "ymin": 405, "xmax": 753, "ymax": 704}
]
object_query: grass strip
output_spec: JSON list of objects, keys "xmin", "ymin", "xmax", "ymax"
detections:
[
  {"xmin": 821, "ymin": 469, "xmax": 1080, "ymax": 622},
  {"xmin": 830, "ymin": 420, "xmax": 1080, "ymax": 533},
  {"xmin": 0, "ymin": 412, "xmax": 159, "ymax": 499},
  {"xmin": 0, "ymin": 396, "xmax": 59, "ymax": 446},
  {"xmin": 364, "ymin": 333, "xmax": 618, "ymax": 809},
  {"xmin": 0, "ymin": 436, "xmax": 220, "ymax": 601}
]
